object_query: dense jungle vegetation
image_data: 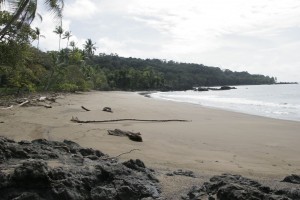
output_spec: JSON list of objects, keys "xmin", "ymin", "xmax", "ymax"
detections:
[{"xmin": 0, "ymin": 3, "xmax": 275, "ymax": 94}]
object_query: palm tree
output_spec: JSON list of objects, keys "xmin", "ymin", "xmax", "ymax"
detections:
[
  {"xmin": 63, "ymin": 31, "xmax": 72, "ymax": 48},
  {"xmin": 0, "ymin": 0, "xmax": 64, "ymax": 39},
  {"xmin": 53, "ymin": 25, "xmax": 64, "ymax": 50},
  {"xmin": 34, "ymin": 27, "xmax": 45, "ymax": 49},
  {"xmin": 84, "ymin": 39, "xmax": 97, "ymax": 57},
  {"xmin": 69, "ymin": 40, "xmax": 76, "ymax": 51}
]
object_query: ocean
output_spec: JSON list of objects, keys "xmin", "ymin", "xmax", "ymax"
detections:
[{"xmin": 150, "ymin": 84, "xmax": 300, "ymax": 122}]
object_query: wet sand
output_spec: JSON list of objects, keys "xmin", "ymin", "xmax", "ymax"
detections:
[{"xmin": 1, "ymin": 91, "xmax": 300, "ymax": 197}]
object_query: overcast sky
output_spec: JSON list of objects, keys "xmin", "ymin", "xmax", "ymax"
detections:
[{"xmin": 32, "ymin": 0, "xmax": 300, "ymax": 81}]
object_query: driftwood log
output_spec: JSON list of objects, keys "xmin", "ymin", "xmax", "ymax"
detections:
[
  {"xmin": 0, "ymin": 95, "xmax": 59, "ymax": 110},
  {"xmin": 1, "ymin": 105, "xmax": 13, "ymax": 110},
  {"xmin": 103, "ymin": 107, "xmax": 113, "ymax": 113},
  {"xmin": 18, "ymin": 100, "xmax": 29, "ymax": 107},
  {"xmin": 71, "ymin": 116, "xmax": 190, "ymax": 123},
  {"xmin": 108, "ymin": 129, "xmax": 143, "ymax": 142},
  {"xmin": 81, "ymin": 106, "xmax": 90, "ymax": 111}
]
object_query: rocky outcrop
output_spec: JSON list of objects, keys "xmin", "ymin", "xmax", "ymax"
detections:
[
  {"xmin": 282, "ymin": 174, "xmax": 300, "ymax": 184},
  {"xmin": 0, "ymin": 137, "xmax": 161, "ymax": 200},
  {"xmin": 182, "ymin": 174, "xmax": 300, "ymax": 200}
]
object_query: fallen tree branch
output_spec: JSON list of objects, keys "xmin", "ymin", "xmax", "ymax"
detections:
[
  {"xmin": 71, "ymin": 116, "xmax": 190, "ymax": 123},
  {"xmin": 81, "ymin": 106, "xmax": 90, "ymax": 111},
  {"xmin": 114, "ymin": 149, "xmax": 141, "ymax": 159},
  {"xmin": 18, "ymin": 100, "xmax": 29, "ymax": 107},
  {"xmin": 1, "ymin": 105, "xmax": 13, "ymax": 110},
  {"xmin": 103, "ymin": 149, "xmax": 140, "ymax": 160}
]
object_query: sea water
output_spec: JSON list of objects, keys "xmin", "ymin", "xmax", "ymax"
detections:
[{"xmin": 150, "ymin": 84, "xmax": 300, "ymax": 122}]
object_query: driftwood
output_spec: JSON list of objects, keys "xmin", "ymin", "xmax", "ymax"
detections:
[
  {"xmin": 103, "ymin": 107, "xmax": 113, "ymax": 113},
  {"xmin": 102, "ymin": 149, "xmax": 141, "ymax": 161},
  {"xmin": 108, "ymin": 129, "xmax": 143, "ymax": 142},
  {"xmin": 0, "ymin": 94, "xmax": 59, "ymax": 110},
  {"xmin": 18, "ymin": 100, "xmax": 29, "ymax": 107},
  {"xmin": 71, "ymin": 116, "xmax": 190, "ymax": 123},
  {"xmin": 1, "ymin": 105, "xmax": 13, "ymax": 110},
  {"xmin": 114, "ymin": 149, "xmax": 141, "ymax": 158},
  {"xmin": 38, "ymin": 96, "xmax": 47, "ymax": 101},
  {"xmin": 43, "ymin": 104, "xmax": 52, "ymax": 108},
  {"xmin": 81, "ymin": 106, "xmax": 90, "ymax": 111}
]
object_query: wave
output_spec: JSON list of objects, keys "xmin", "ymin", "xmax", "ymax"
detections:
[{"xmin": 151, "ymin": 90, "xmax": 300, "ymax": 121}]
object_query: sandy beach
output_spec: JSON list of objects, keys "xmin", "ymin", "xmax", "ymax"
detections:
[{"xmin": 1, "ymin": 91, "xmax": 300, "ymax": 197}]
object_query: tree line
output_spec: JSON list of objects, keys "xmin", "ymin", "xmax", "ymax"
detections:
[{"xmin": 0, "ymin": 1, "xmax": 275, "ymax": 94}]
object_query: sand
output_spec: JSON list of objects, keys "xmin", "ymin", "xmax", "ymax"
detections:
[{"xmin": 1, "ymin": 91, "xmax": 300, "ymax": 196}]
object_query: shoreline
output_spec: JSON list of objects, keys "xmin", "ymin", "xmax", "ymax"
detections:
[
  {"xmin": 1, "ymin": 91, "xmax": 300, "ymax": 197},
  {"xmin": 148, "ymin": 87, "xmax": 300, "ymax": 122},
  {"xmin": 149, "ymin": 93, "xmax": 300, "ymax": 123}
]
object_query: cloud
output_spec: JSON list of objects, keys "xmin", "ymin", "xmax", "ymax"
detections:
[{"xmin": 64, "ymin": 0, "xmax": 97, "ymax": 19}]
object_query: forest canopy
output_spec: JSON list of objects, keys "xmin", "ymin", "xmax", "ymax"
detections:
[{"xmin": 0, "ymin": 6, "xmax": 275, "ymax": 94}]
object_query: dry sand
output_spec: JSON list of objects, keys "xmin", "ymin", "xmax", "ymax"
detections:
[{"xmin": 1, "ymin": 91, "xmax": 300, "ymax": 197}]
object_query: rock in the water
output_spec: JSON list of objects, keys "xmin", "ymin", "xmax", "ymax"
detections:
[
  {"xmin": 182, "ymin": 173, "xmax": 300, "ymax": 200},
  {"xmin": 0, "ymin": 136, "xmax": 161, "ymax": 200},
  {"xmin": 282, "ymin": 174, "xmax": 300, "ymax": 184}
]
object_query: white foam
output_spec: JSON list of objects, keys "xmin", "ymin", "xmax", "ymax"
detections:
[{"xmin": 151, "ymin": 86, "xmax": 300, "ymax": 121}]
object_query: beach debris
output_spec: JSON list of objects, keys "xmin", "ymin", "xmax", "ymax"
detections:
[
  {"xmin": 107, "ymin": 149, "xmax": 140, "ymax": 160},
  {"xmin": 71, "ymin": 116, "xmax": 190, "ymax": 123},
  {"xmin": 0, "ymin": 94, "xmax": 60, "ymax": 109},
  {"xmin": 43, "ymin": 104, "xmax": 52, "ymax": 108},
  {"xmin": 282, "ymin": 174, "xmax": 300, "ymax": 184},
  {"xmin": 108, "ymin": 129, "xmax": 143, "ymax": 142},
  {"xmin": 0, "ymin": 121, "xmax": 4, "ymax": 123},
  {"xmin": 38, "ymin": 96, "xmax": 47, "ymax": 101},
  {"xmin": 18, "ymin": 100, "xmax": 29, "ymax": 107},
  {"xmin": 103, "ymin": 106, "xmax": 113, "ymax": 113},
  {"xmin": 81, "ymin": 106, "xmax": 90, "ymax": 111},
  {"xmin": 166, "ymin": 169, "xmax": 195, "ymax": 178},
  {"xmin": 0, "ymin": 105, "xmax": 13, "ymax": 110},
  {"xmin": 0, "ymin": 137, "xmax": 161, "ymax": 200},
  {"xmin": 181, "ymin": 173, "xmax": 300, "ymax": 200}
]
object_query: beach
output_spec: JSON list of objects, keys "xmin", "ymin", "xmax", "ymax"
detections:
[{"xmin": 1, "ymin": 91, "xmax": 300, "ymax": 197}]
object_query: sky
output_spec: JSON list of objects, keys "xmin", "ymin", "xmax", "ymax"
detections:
[{"xmin": 32, "ymin": 0, "xmax": 300, "ymax": 81}]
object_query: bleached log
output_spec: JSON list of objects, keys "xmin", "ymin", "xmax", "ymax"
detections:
[
  {"xmin": 18, "ymin": 100, "xmax": 29, "ymax": 107},
  {"xmin": 39, "ymin": 96, "xmax": 47, "ymax": 101},
  {"xmin": 1, "ymin": 105, "xmax": 13, "ymax": 110}
]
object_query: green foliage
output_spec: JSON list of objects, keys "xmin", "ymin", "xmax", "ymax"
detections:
[{"xmin": 58, "ymin": 83, "xmax": 78, "ymax": 92}]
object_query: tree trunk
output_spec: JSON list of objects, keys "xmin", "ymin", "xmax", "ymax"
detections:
[{"xmin": 0, "ymin": 0, "xmax": 30, "ymax": 40}]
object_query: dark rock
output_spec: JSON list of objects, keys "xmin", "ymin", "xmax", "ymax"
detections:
[
  {"xmin": 166, "ymin": 169, "xmax": 195, "ymax": 178},
  {"xmin": 18, "ymin": 140, "xmax": 31, "ymax": 145},
  {"xmin": 182, "ymin": 174, "xmax": 300, "ymax": 200},
  {"xmin": 282, "ymin": 174, "xmax": 300, "ymax": 184},
  {"xmin": 0, "ymin": 137, "xmax": 161, "ymax": 200},
  {"xmin": 11, "ymin": 160, "xmax": 50, "ymax": 188},
  {"xmin": 220, "ymin": 86, "xmax": 237, "ymax": 90},
  {"xmin": 12, "ymin": 192, "xmax": 42, "ymax": 200},
  {"xmin": 123, "ymin": 159, "xmax": 146, "ymax": 172},
  {"xmin": 79, "ymin": 148, "xmax": 95, "ymax": 157},
  {"xmin": 173, "ymin": 169, "xmax": 195, "ymax": 178},
  {"xmin": 91, "ymin": 186, "xmax": 117, "ymax": 200}
]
